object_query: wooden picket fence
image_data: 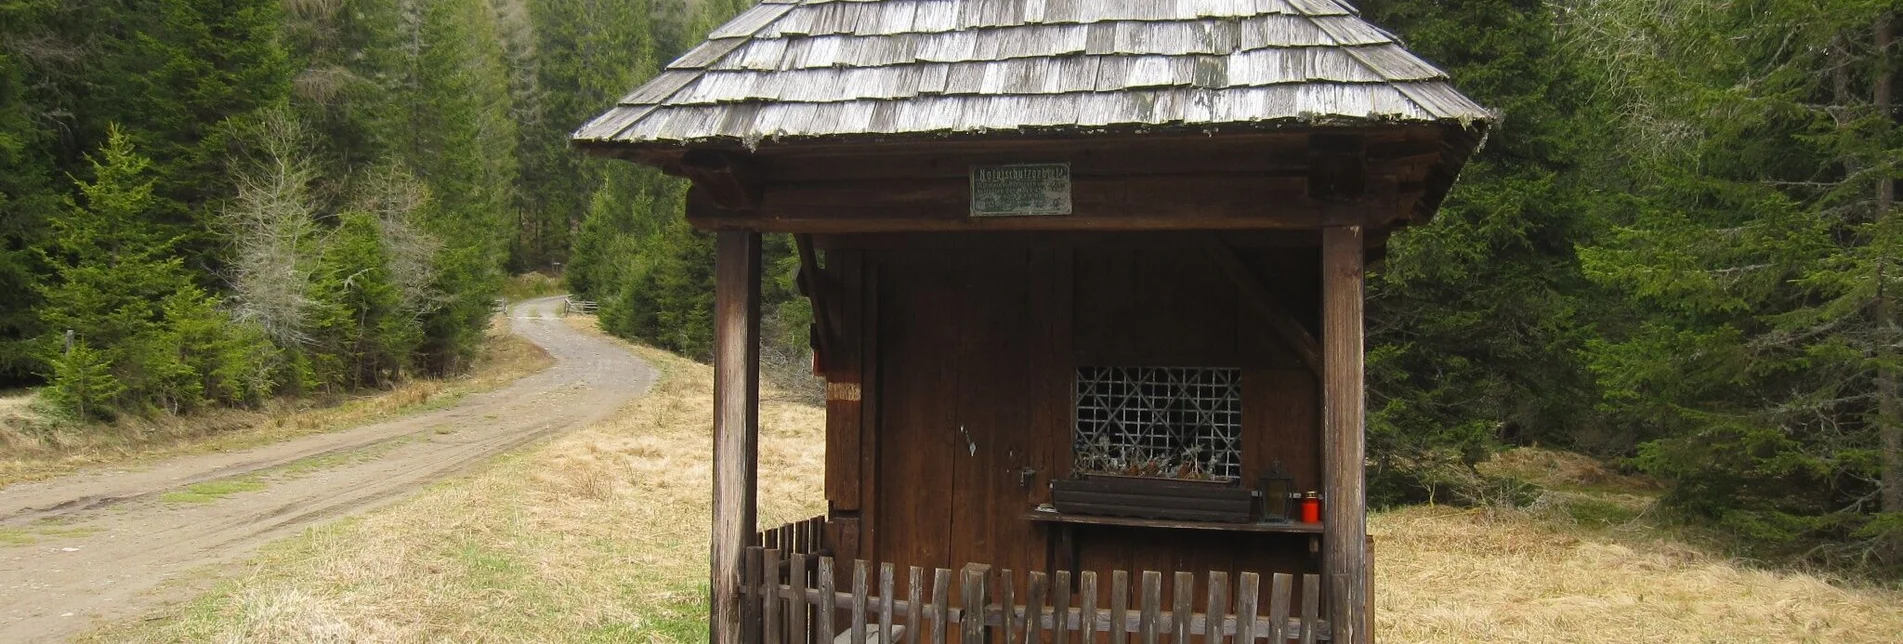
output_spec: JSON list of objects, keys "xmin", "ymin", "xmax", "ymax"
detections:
[
  {"xmin": 753, "ymin": 515, "xmax": 829, "ymax": 555},
  {"xmin": 740, "ymin": 548, "xmax": 1329, "ymax": 644}
]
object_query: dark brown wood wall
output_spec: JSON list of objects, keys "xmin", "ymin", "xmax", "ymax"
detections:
[{"xmin": 822, "ymin": 235, "xmax": 1323, "ymax": 609}]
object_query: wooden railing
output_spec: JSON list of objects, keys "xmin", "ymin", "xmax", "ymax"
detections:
[
  {"xmin": 562, "ymin": 296, "xmax": 598, "ymax": 315},
  {"xmin": 741, "ymin": 547, "xmax": 1329, "ymax": 644}
]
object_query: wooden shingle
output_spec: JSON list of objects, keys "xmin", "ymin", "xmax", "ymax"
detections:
[{"xmin": 575, "ymin": 0, "xmax": 1490, "ymax": 148}]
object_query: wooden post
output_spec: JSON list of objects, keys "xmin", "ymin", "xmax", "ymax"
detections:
[
  {"xmin": 714, "ymin": 231, "xmax": 763, "ymax": 644},
  {"xmin": 1321, "ymin": 225, "xmax": 1368, "ymax": 644}
]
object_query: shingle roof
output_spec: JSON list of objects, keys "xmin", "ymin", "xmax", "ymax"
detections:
[{"xmin": 574, "ymin": 0, "xmax": 1492, "ymax": 150}]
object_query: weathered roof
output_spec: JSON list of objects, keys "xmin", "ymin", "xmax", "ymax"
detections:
[{"xmin": 574, "ymin": 0, "xmax": 1492, "ymax": 150}]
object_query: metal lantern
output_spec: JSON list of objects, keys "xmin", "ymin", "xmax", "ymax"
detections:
[{"xmin": 1257, "ymin": 461, "xmax": 1295, "ymax": 523}]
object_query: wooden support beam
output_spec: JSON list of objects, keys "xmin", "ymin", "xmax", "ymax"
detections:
[
  {"xmin": 676, "ymin": 150, "xmax": 765, "ymax": 211},
  {"xmin": 1321, "ymin": 226, "xmax": 1369, "ymax": 644},
  {"xmin": 712, "ymin": 231, "xmax": 762, "ymax": 644},
  {"xmin": 687, "ymin": 175, "xmax": 1414, "ymax": 234},
  {"xmin": 1209, "ymin": 240, "xmax": 1324, "ymax": 376}
]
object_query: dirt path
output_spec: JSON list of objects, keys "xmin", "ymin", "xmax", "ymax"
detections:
[{"xmin": 0, "ymin": 297, "xmax": 653, "ymax": 643}]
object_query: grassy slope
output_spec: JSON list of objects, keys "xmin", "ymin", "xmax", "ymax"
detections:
[
  {"xmin": 89, "ymin": 318, "xmax": 1903, "ymax": 643},
  {"xmin": 0, "ymin": 318, "xmax": 553, "ymax": 488}
]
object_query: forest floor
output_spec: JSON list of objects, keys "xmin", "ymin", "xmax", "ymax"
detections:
[
  {"xmin": 76, "ymin": 315, "xmax": 1903, "ymax": 643},
  {"xmin": 0, "ymin": 297, "xmax": 655, "ymax": 643}
]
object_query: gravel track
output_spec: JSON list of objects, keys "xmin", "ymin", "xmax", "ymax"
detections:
[{"xmin": 0, "ymin": 296, "xmax": 653, "ymax": 643}]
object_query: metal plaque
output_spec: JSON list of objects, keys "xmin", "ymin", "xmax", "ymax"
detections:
[{"xmin": 970, "ymin": 163, "xmax": 1073, "ymax": 217}]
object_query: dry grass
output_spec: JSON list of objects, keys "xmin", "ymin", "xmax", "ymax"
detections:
[
  {"xmin": 1375, "ymin": 505, "xmax": 1903, "ymax": 643},
  {"xmin": 1477, "ymin": 447, "xmax": 1658, "ymax": 493},
  {"xmin": 499, "ymin": 272, "xmax": 566, "ymax": 302},
  {"xmin": 0, "ymin": 319, "xmax": 553, "ymax": 488},
  {"xmin": 85, "ymin": 323, "xmax": 1903, "ymax": 643},
  {"xmin": 89, "ymin": 318, "xmax": 823, "ymax": 644}
]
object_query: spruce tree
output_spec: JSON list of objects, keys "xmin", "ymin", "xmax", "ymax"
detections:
[
  {"xmin": 35, "ymin": 129, "xmax": 196, "ymax": 414},
  {"xmin": 1352, "ymin": 0, "xmax": 1600, "ymax": 503},
  {"xmin": 1571, "ymin": 0, "xmax": 1902, "ymax": 562}
]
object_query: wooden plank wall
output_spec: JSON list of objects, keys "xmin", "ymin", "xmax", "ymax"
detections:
[{"xmin": 816, "ymin": 235, "xmax": 1327, "ymax": 618}]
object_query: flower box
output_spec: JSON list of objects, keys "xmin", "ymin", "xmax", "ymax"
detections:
[{"xmin": 1050, "ymin": 474, "xmax": 1254, "ymax": 523}]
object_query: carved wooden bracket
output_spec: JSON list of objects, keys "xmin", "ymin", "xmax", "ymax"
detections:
[{"xmin": 671, "ymin": 149, "xmax": 765, "ymax": 211}]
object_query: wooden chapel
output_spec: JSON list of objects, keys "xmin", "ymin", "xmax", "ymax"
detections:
[{"xmin": 575, "ymin": 2, "xmax": 1492, "ymax": 643}]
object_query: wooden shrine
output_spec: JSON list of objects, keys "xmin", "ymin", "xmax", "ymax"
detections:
[{"xmin": 576, "ymin": 2, "xmax": 1492, "ymax": 643}]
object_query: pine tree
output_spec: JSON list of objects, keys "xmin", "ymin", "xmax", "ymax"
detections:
[
  {"xmin": 35, "ymin": 129, "xmax": 196, "ymax": 413},
  {"xmin": 0, "ymin": 0, "xmax": 63, "ymax": 383},
  {"xmin": 1352, "ymin": 0, "xmax": 1600, "ymax": 503},
  {"xmin": 1571, "ymin": 0, "xmax": 1902, "ymax": 562},
  {"xmin": 391, "ymin": 0, "xmax": 520, "ymax": 371}
]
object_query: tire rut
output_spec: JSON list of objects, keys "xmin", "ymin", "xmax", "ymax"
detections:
[{"xmin": 0, "ymin": 297, "xmax": 653, "ymax": 643}]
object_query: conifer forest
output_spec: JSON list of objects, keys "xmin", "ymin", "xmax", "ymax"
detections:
[{"xmin": 3, "ymin": 0, "xmax": 1902, "ymax": 576}]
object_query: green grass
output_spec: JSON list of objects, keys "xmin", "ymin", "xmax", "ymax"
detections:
[
  {"xmin": 0, "ymin": 522, "xmax": 106, "ymax": 547},
  {"xmin": 160, "ymin": 477, "xmax": 267, "ymax": 504}
]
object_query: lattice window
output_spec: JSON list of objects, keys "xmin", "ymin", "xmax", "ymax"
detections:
[{"xmin": 1073, "ymin": 367, "xmax": 1243, "ymax": 481}]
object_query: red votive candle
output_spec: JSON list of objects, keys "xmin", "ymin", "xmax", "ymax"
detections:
[{"xmin": 1300, "ymin": 491, "xmax": 1321, "ymax": 524}]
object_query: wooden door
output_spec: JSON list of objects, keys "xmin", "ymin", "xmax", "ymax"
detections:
[{"xmin": 871, "ymin": 251, "xmax": 1046, "ymax": 575}]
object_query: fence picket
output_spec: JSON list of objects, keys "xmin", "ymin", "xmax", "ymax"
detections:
[
  {"xmin": 931, "ymin": 568, "xmax": 952, "ymax": 644},
  {"xmin": 791, "ymin": 554, "xmax": 810, "ymax": 644},
  {"xmin": 1268, "ymin": 574, "xmax": 1291, "ymax": 644},
  {"xmin": 744, "ymin": 548, "xmax": 763, "ymax": 644},
  {"xmin": 998, "ymin": 569, "xmax": 1018, "ymax": 644},
  {"xmin": 851, "ymin": 560, "xmax": 869, "ymax": 644},
  {"xmin": 1024, "ymin": 571, "xmax": 1048, "ymax": 644},
  {"xmin": 960, "ymin": 564, "xmax": 991, "ymax": 644},
  {"xmin": 1298, "ymin": 575, "xmax": 1319, "ymax": 644},
  {"xmin": 1052, "ymin": 571, "xmax": 1073, "ymax": 644},
  {"xmin": 1173, "ymin": 572, "xmax": 1194, "ymax": 644},
  {"xmin": 878, "ymin": 563, "xmax": 896, "ymax": 644},
  {"xmin": 739, "ymin": 518, "xmax": 1356, "ymax": 644},
  {"xmin": 1236, "ymin": 573, "xmax": 1260, "ymax": 644},
  {"xmin": 1206, "ymin": 571, "xmax": 1229, "ymax": 644},
  {"xmin": 907, "ymin": 566, "xmax": 924, "ymax": 644},
  {"xmin": 818, "ymin": 557, "xmax": 837, "ymax": 643},
  {"xmin": 1139, "ymin": 571, "xmax": 1161, "ymax": 644},
  {"xmin": 764, "ymin": 549, "xmax": 782, "ymax": 644}
]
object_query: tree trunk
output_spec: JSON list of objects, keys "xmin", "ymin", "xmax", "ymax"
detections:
[{"xmin": 1875, "ymin": 12, "xmax": 1903, "ymax": 514}]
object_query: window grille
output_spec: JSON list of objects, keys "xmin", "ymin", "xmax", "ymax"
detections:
[{"xmin": 1073, "ymin": 367, "xmax": 1242, "ymax": 480}]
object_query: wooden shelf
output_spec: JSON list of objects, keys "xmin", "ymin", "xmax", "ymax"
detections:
[{"xmin": 1024, "ymin": 510, "xmax": 1324, "ymax": 534}]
